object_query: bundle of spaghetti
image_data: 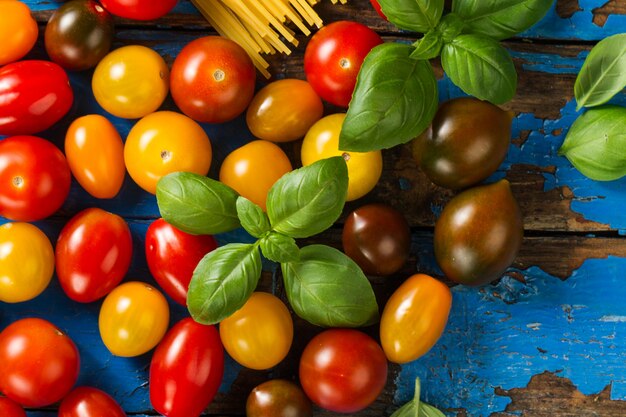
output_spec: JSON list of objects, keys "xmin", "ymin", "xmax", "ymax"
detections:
[{"xmin": 191, "ymin": 0, "xmax": 348, "ymax": 78}]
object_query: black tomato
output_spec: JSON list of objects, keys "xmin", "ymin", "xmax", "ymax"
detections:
[{"xmin": 246, "ymin": 379, "xmax": 312, "ymax": 417}]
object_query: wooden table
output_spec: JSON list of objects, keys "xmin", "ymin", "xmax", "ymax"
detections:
[{"xmin": 2, "ymin": 0, "xmax": 626, "ymax": 416}]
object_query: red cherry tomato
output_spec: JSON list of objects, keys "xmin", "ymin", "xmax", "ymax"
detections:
[
  {"xmin": 370, "ymin": 0, "xmax": 387, "ymax": 20},
  {"xmin": 59, "ymin": 386, "xmax": 126, "ymax": 417},
  {"xmin": 0, "ymin": 397, "xmax": 27, "ymax": 417},
  {"xmin": 170, "ymin": 36, "xmax": 256, "ymax": 124},
  {"xmin": 0, "ymin": 135, "xmax": 71, "ymax": 221},
  {"xmin": 0, "ymin": 318, "xmax": 80, "ymax": 407},
  {"xmin": 304, "ymin": 21, "xmax": 383, "ymax": 107},
  {"xmin": 299, "ymin": 329, "xmax": 388, "ymax": 413},
  {"xmin": 99, "ymin": 0, "xmax": 177, "ymax": 20},
  {"xmin": 0, "ymin": 60, "xmax": 73, "ymax": 136},
  {"xmin": 56, "ymin": 208, "xmax": 133, "ymax": 303},
  {"xmin": 150, "ymin": 318, "xmax": 224, "ymax": 417},
  {"xmin": 145, "ymin": 218, "xmax": 218, "ymax": 305}
]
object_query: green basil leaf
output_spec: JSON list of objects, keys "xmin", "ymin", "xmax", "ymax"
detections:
[
  {"xmin": 340, "ymin": 43, "xmax": 438, "ymax": 152},
  {"xmin": 236, "ymin": 196, "xmax": 271, "ymax": 238},
  {"xmin": 575, "ymin": 33, "xmax": 626, "ymax": 110},
  {"xmin": 558, "ymin": 106, "xmax": 626, "ymax": 181},
  {"xmin": 267, "ymin": 157, "xmax": 348, "ymax": 238},
  {"xmin": 156, "ymin": 172, "xmax": 240, "ymax": 235},
  {"xmin": 411, "ymin": 30, "xmax": 443, "ymax": 60},
  {"xmin": 391, "ymin": 377, "xmax": 421, "ymax": 417},
  {"xmin": 187, "ymin": 243, "xmax": 261, "ymax": 324},
  {"xmin": 281, "ymin": 245, "xmax": 379, "ymax": 327},
  {"xmin": 260, "ymin": 232, "xmax": 300, "ymax": 263},
  {"xmin": 419, "ymin": 404, "xmax": 446, "ymax": 417},
  {"xmin": 441, "ymin": 34, "xmax": 517, "ymax": 104},
  {"xmin": 378, "ymin": 0, "xmax": 444, "ymax": 33},
  {"xmin": 452, "ymin": 0, "xmax": 554, "ymax": 40}
]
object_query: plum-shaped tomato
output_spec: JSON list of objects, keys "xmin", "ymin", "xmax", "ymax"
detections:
[
  {"xmin": 434, "ymin": 179, "xmax": 523, "ymax": 286},
  {"xmin": 413, "ymin": 97, "xmax": 514, "ymax": 190}
]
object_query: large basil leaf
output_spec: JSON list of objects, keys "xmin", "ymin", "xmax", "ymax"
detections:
[
  {"xmin": 378, "ymin": 0, "xmax": 444, "ymax": 33},
  {"xmin": 187, "ymin": 243, "xmax": 261, "ymax": 324},
  {"xmin": 558, "ymin": 106, "xmax": 626, "ymax": 181},
  {"xmin": 391, "ymin": 378, "xmax": 446, "ymax": 417},
  {"xmin": 267, "ymin": 157, "xmax": 348, "ymax": 238},
  {"xmin": 236, "ymin": 196, "xmax": 271, "ymax": 238},
  {"xmin": 441, "ymin": 34, "xmax": 517, "ymax": 104},
  {"xmin": 156, "ymin": 172, "xmax": 240, "ymax": 235},
  {"xmin": 452, "ymin": 0, "xmax": 554, "ymax": 40},
  {"xmin": 340, "ymin": 43, "xmax": 438, "ymax": 152},
  {"xmin": 260, "ymin": 232, "xmax": 300, "ymax": 263},
  {"xmin": 281, "ymin": 245, "xmax": 379, "ymax": 327},
  {"xmin": 575, "ymin": 34, "xmax": 626, "ymax": 110}
]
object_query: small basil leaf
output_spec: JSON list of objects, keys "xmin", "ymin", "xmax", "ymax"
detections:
[
  {"xmin": 236, "ymin": 196, "xmax": 271, "ymax": 238},
  {"xmin": 187, "ymin": 243, "xmax": 261, "ymax": 324},
  {"xmin": 411, "ymin": 30, "xmax": 443, "ymax": 60},
  {"xmin": 575, "ymin": 33, "xmax": 626, "ymax": 110},
  {"xmin": 260, "ymin": 232, "xmax": 300, "ymax": 263},
  {"xmin": 281, "ymin": 245, "xmax": 379, "ymax": 327},
  {"xmin": 419, "ymin": 404, "xmax": 446, "ymax": 417},
  {"xmin": 156, "ymin": 172, "xmax": 240, "ymax": 235},
  {"xmin": 452, "ymin": 0, "xmax": 554, "ymax": 40},
  {"xmin": 378, "ymin": 0, "xmax": 444, "ymax": 33},
  {"xmin": 437, "ymin": 13, "xmax": 465, "ymax": 43},
  {"xmin": 340, "ymin": 43, "xmax": 438, "ymax": 152},
  {"xmin": 391, "ymin": 377, "xmax": 421, "ymax": 417},
  {"xmin": 441, "ymin": 34, "xmax": 517, "ymax": 104},
  {"xmin": 267, "ymin": 157, "xmax": 348, "ymax": 238},
  {"xmin": 558, "ymin": 106, "xmax": 626, "ymax": 181}
]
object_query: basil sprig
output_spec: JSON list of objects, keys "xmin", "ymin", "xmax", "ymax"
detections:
[
  {"xmin": 156, "ymin": 157, "xmax": 379, "ymax": 327},
  {"xmin": 391, "ymin": 378, "xmax": 446, "ymax": 417},
  {"xmin": 341, "ymin": 0, "xmax": 555, "ymax": 152}
]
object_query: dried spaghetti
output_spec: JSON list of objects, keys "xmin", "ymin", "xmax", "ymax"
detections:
[{"xmin": 191, "ymin": 0, "xmax": 348, "ymax": 78}]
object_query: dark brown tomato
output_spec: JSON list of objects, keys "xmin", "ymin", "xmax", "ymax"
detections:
[
  {"xmin": 246, "ymin": 379, "xmax": 312, "ymax": 417},
  {"xmin": 342, "ymin": 203, "xmax": 411, "ymax": 276},
  {"xmin": 413, "ymin": 97, "xmax": 514, "ymax": 190},
  {"xmin": 434, "ymin": 179, "xmax": 523, "ymax": 286},
  {"xmin": 45, "ymin": 0, "xmax": 114, "ymax": 71}
]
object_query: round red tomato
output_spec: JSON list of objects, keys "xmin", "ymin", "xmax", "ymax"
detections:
[
  {"xmin": 59, "ymin": 386, "xmax": 125, "ymax": 417},
  {"xmin": 0, "ymin": 397, "xmax": 27, "ymax": 417},
  {"xmin": 299, "ymin": 329, "xmax": 388, "ymax": 413},
  {"xmin": 0, "ymin": 318, "xmax": 80, "ymax": 407},
  {"xmin": 56, "ymin": 208, "xmax": 133, "ymax": 303},
  {"xmin": 150, "ymin": 318, "xmax": 224, "ymax": 417},
  {"xmin": 145, "ymin": 218, "xmax": 218, "ymax": 305},
  {"xmin": 0, "ymin": 60, "xmax": 73, "ymax": 135},
  {"xmin": 170, "ymin": 36, "xmax": 256, "ymax": 124},
  {"xmin": 99, "ymin": 0, "xmax": 177, "ymax": 20},
  {"xmin": 304, "ymin": 21, "xmax": 383, "ymax": 107},
  {"xmin": 0, "ymin": 135, "xmax": 71, "ymax": 221}
]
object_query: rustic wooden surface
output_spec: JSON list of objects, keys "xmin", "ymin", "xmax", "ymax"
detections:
[{"xmin": 2, "ymin": 0, "xmax": 626, "ymax": 416}]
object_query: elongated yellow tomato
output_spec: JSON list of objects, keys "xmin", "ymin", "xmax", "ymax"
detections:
[
  {"xmin": 0, "ymin": 222, "xmax": 54, "ymax": 303},
  {"xmin": 99, "ymin": 281, "xmax": 169, "ymax": 357},
  {"xmin": 65, "ymin": 115, "xmax": 125, "ymax": 199},
  {"xmin": 380, "ymin": 274, "xmax": 452, "ymax": 364},
  {"xmin": 124, "ymin": 111, "xmax": 212, "ymax": 194},
  {"xmin": 92, "ymin": 45, "xmax": 169, "ymax": 119},
  {"xmin": 219, "ymin": 292, "xmax": 293, "ymax": 370},
  {"xmin": 301, "ymin": 113, "xmax": 382, "ymax": 201},
  {"xmin": 0, "ymin": 0, "xmax": 38, "ymax": 65}
]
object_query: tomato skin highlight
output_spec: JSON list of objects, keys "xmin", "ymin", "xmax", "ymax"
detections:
[
  {"xmin": 0, "ymin": 318, "xmax": 80, "ymax": 407},
  {"xmin": 0, "ymin": 61, "xmax": 74, "ymax": 136},
  {"xmin": 0, "ymin": 396, "xmax": 27, "ymax": 417},
  {"xmin": 99, "ymin": 0, "xmax": 177, "ymax": 21},
  {"xmin": 56, "ymin": 208, "xmax": 133, "ymax": 303},
  {"xmin": 0, "ymin": 1, "xmax": 38, "ymax": 66},
  {"xmin": 0, "ymin": 135, "xmax": 71, "ymax": 222},
  {"xmin": 145, "ymin": 218, "xmax": 218, "ymax": 306},
  {"xmin": 150, "ymin": 318, "xmax": 224, "ymax": 417},
  {"xmin": 59, "ymin": 386, "xmax": 126, "ymax": 417}
]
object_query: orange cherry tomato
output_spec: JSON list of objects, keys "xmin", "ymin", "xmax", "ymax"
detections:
[
  {"xmin": 65, "ymin": 115, "xmax": 125, "ymax": 199},
  {"xmin": 0, "ymin": 1, "xmax": 38, "ymax": 65},
  {"xmin": 219, "ymin": 140, "xmax": 292, "ymax": 211},
  {"xmin": 379, "ymin": 273, "xmax": 452, "ymax": 363},
  {"xmin": 124, "ymin": 111, "xmax": 212, "ymax": 194}
]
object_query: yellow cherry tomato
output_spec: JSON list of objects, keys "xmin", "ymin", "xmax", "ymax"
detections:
[
  {"xmin": 0, "ymin": 0, "xmax": 38, "ymax": 65},
  {"xmin": 65, "ymin": 115, "xmax": 125, "ymax": 199},
  {"xmin": 380, "ymin": 273, "xmax": 452, "ymax": 364},
  {"xmin": 246, "ymin": 79, "xmax": 324, "ymax": 143},
  {"xmin": 0, "ymin": 222, "xmax": 54, "ymax": 303},
  {"xmin": 124, "ymin": 111, "xmax": 212, "ymax": 194},
  {"xmin": 301, "ymin": 113, "xmax": 382, "ymax": 201},
  {"xmin": 98, "ymin": 281, "xmax": 170, "ymax": 357},
  {"xmin": 219, "ymin": 140, "xmax": 292, "ymax": 211},
  {"xmin": 219, "ymin": 292, "xmax": 293, "ymax": 370},
  {"xmin": 92, "ymin": 45, "xmax": 169, "ymax": 119}
]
